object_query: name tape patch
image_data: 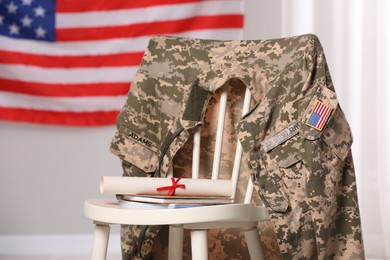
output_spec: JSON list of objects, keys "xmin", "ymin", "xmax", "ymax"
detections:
[
  {"xmin": 127, "ymin": 131, "xmax": 156, "ymax": 149},
  {"xmin": 306, "ymin": 101, "xmax": 334, "ymax": 131},
  {"xmin": 119, "ymin": 126, "xmax": 158, "ymax": 151},
  {"xmin": 262, "ymin": 121, "xmax": 300, "ymax": 152}
]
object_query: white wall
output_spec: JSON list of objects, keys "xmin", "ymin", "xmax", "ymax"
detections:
[{"xmin": 0, "ymin": 122, "xmax": 121, "ymax": 235}]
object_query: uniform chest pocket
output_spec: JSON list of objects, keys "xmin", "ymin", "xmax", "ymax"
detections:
[
  {"xmin": 262, "ymin": 121, "xmax": 303, "ymax": 168},
  {"xmin": 265, "ymin": 132, "xmax": 306, "ymax": 179},
  {"xmin": 110, "ymin": 126, "xmax": 159, "ymax": 174},
  {"xmin": 257, "ymin": 123, "xmax": 304, "ymax": 213}
]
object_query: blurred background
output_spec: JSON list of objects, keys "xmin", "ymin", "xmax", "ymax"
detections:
[{"xmin": 0, "ymin": 0, "xmax": 389, "ymax": 259}]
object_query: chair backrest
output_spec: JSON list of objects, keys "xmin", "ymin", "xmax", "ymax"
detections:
[{"xmin": 169, "ymin": 79, "xmax": 257, "ymax": 204}]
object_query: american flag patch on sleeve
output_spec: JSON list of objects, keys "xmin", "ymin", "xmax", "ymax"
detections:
[{"xmin": 306, "ymin": 101, "xmax": 334, "ymax": 131}]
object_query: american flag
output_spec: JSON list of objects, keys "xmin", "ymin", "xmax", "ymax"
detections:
[
  {"xmin": 0, "ymin": 0, "xmax": 244, "ymax": 126},
  {"xmin": 306, "ymin": 101, "xmax": 334, "ymax": 131}
]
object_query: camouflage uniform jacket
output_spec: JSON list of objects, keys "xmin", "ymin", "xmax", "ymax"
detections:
[{"xmin": 111, "ymin": 34, "xmax": 365, "ymax": 259}]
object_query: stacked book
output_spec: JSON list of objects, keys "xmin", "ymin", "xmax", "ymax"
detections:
[{"xmin": 100, "ymin": 176, "xmax": 233, "ymax": 208}]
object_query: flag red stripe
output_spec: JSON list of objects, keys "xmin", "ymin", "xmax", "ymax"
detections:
[
  {"xmin": 0, "ymin": 107, "xmax": 119, "ymax": 126},
  {"xmin": 0, "ymin": 79, "xmax": 130, "ymax": 97},
  {"xmin": 0, "ymin": 51, "xmax": 144, "ymax": 68},
  {"xmin": 57, "ymin": 0, "xmax": 204, "ymax": 13},
  {"xmin": 57, "ymin": 15, "xmax": 243, "ymax": 41}
]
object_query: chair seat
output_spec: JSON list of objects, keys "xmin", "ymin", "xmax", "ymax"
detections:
[{"xmin": 84, "ymin": 199, "xmax": 268, "ymax": 226}]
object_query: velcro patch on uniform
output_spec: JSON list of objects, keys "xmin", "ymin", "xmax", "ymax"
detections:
[
  {"xmin": 262, "ymin": 121, "xmax": 300, "ymax": 152},
  {"xmin": 306, "ymin": 101, "xmax": 334, "ymax": 131}
]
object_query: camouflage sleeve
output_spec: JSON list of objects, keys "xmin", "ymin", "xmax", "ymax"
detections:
[
  {"xmin": 109, "ymin": 73, "xmax": 162, "ymax": 177},
  {"xmin": 110, "ymin": 63, "xmax": 165, "ymax": 260},
  {"xmin": 110, "ymin": 127, "xmax": 160, "ymax": 175},
  {"xmin": 299, "ymin": 52, "xmax": 364, "ymax": 258},
  {"xmin": 237, "ymin": 36, "xmax": 364, "ymax": 259},
  {"xmin": 291, "ymin": 44, "xmax": 364, "ymax": 258}
]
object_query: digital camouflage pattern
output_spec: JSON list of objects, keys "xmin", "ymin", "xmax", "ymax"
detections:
[
  {"xmin": 116, "ymin": 82, "xmax": 276, "ymax": 259},
  {"xmin": 110, "ymin": 34, "xmax": 364, "ymax": 259}
]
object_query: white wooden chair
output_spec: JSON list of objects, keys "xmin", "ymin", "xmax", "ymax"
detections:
[{"xmin": 84, "ymin": 83, "xmax": 270, "ymax": 259}]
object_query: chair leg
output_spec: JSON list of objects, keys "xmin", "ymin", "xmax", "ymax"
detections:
[
  {"xmin": 169, "ymin": 224, "xmax": 184, "ymax": 260},
  {"xmin": 244, "ymin": 226, "xmax": 265, "ymax": 260},
  {"xmin": 191, "ymin": 230, "xmax": 208, "ymax": 260},
  {"xmin": 91, "ymin": 222, "xmax": 110, "ymax": 260}
]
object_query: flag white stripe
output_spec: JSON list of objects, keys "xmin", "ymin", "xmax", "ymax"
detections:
[
  {"xmin": 0, "ymin": 29, "xmax": 242, "ymax": 56},
  {"xmin": 57, "ymin": 2, "xmax": 243, "ymax": 28},
  {"xmin": 0, "ymin": 65, "xmax": 137, "ymax": 84},
  {"xmin": 0, "ymin": 35, "xmax": 151, "ymax": 55},
  {"xmin": 0, "ymin": 92, "xmax": 127, "ymax": 111},
  {"xmin": 176, "ymin": 28, "xmax": 243, "ymax": 40}
]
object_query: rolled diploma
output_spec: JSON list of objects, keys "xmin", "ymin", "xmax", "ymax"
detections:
[{"xmin": 100, "ymin": 176, "xmax": 233, "ymax": 197}]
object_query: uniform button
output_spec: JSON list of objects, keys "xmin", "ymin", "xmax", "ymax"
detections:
[
  {"xmin": 299, "ymin": 201, "xmax": 310, "ymax": 212},
  {"xmin": 250, "ymin": 161, "xmax": 258, "ymax": 168}
]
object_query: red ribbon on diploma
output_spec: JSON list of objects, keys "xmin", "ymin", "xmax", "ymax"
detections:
[{"xmin": 156, "ymin": 175, "xmax": 186, "ymax": 196}]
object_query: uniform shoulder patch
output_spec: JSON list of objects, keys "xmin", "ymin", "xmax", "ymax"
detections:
[{"xmin": 306, "ymin": 101, "xmax": 334, "ymax": 131}]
